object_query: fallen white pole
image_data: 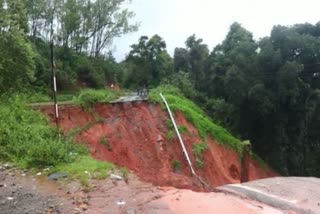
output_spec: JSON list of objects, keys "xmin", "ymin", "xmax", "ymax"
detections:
[{"xmin": 160, "ymin": 93, "xmax": 196, "ymax": 175}]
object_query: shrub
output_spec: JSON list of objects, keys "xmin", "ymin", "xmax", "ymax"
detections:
[
  {"xmin": 120, "ymin": 166, "xmax": 129, "ymax": 181},
  {"xmin": 0, "ymin": 95, "xmax": 86, "ymax": 168},
  {"xmin": 100, "ymin": 137, "xmax": 112, "ymax": 151},
  {"xmin": 73, "ymin": 89, "xmax": 120, "ymax": 108},
  {"xmin": 167, "ymin": 130, "xmax": 174, "ymax": 142},
  {"xmin": 192, "ymin": 143, "xmax": 208, "ymax": 157},
  {"xmin": 178, "ymin": 125, "xmax": 189, "ymax": 134},
  {"xmin": 192, "ymin": 143, "xmax": 208, "ymax": 169},
  {"xmin": 166, "ymin": 119, "xmax": 174, "ymax": 129},
  {"xmin": 171, "ymin": 160, "xmax": 181, "ymax": 172}
]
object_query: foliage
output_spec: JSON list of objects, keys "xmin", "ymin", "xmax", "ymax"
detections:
[
  {"xmin": 198, "ymin": 22, "xmax": 320, "ymax": 175},
  {"xmin": 100, "ymin": 137, "xmax": 112, "ymax": 151},
  {"xmin": 26, "ymin": 92, "xmax": 51, "ymax": 103},
  {"xmin": 149, "ymin": 85, "xmax": 244, "ymax": 153},
  {"xmin": 53, "ymin": 156, "xmax": 114, "ymax": 186},
  {"xmin": 166, "ymin": 119, "xmax": 174, "ymax": 129},
  {"xmin": 192, "ymin": 143, "xmax": 208, "ymax": 169},
  {"xmin": 167, "ymin": 130, "xmax": 174, "ymax": 142},
  {"xmin": 73, "ymin": 89, "xmax": 120, "ymax": 108},
  {"xmin": 171, "ymin": 160, "xmax": 181, "ymax": 172},
  {"xmin": 192, "ymin": 143, "xmax": 208, "ymax": 157},
  {"xmin": 178, "ymin": 125, "xmax": 189, "ymax": 134},
  {"xmin": 0, "ymin": 95, "xmax": 87, "ymax": 168},
  {"xmin": 25, "ymin": 0, "xmax": 138, "ymax": 56},
  {"xmin": 120, "ymin": 166, "xmax": 129, "ymax": 181},
  {"xmin": 0, "ymin": 0, "xmax": 36, "ymax": 93},
  {"xmin": 123, "ymin": 35, "xmax": 173, "ymax": 88}
]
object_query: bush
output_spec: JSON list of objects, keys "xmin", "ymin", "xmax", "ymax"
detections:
[
  {"xmin": 192, "ymin": 143, "xmax": 208, "ymax": 169},
  {"xmin": 192, "ymin": 143, "xmax": 208, "ymax": 157},
  {"xmin": 171, "ymin": 160, "xmax": 181, "ymax": 172},
  {"xmin": 73, "ymin": 89, "xmax": 121, "ymax": 108},
  {"xmin": 0, "ymin": 95, "xmax": 86, "ymax": 168},
  {"xmin": 120, "ymin": 166, "xmax": 129, "ymax": 181},
  {"xmin": 167, "ymin": 130, "xmax": 174, "ymax": 142}
]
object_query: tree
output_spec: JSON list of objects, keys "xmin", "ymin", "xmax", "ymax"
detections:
[
  {"xmin": 124, "ymin": 35, "xmax": 173, "ymax": 88},
  {"xmin": 185, "ymin": 34, "xmax": 209, "ymax": 90},
  {"xmin": 0, "ymin": 0, "xmax": 36, "ymax": 93}
]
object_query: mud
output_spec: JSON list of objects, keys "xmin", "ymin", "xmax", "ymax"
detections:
[
  {"xmin": 0, "ymin": 164, "xmax": 74, "ymax": 214},
  {"xmin": 0, "ymin": 164, "xmax": 286, "ymax": 214},
  {"xmin": 39, "ymin": 101, "xmax": 277, "ymax": 191}
]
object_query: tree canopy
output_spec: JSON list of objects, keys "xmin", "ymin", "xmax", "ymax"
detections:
[{"xmin": 1, "ymin": 0, "xmax": 320, "ymax": 177}]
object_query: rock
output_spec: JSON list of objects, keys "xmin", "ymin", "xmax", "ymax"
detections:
[
  {"xmin": 116, "ymin": 199, "xmax": 126, "ymax": 207},
  {"xmin": 48, "ymin": 173, "xmax": 68, "ymax": 180},
  {"xmin": 79, "ymin": 203, "xmax": 88, "ymax": 211},
  {"xmin": 110, "ymin": 174, "xmax": 123, "ymax": 181},
  {"xmin": 126, "ymin": 209, "xmax": 136, "ymax": 214}
]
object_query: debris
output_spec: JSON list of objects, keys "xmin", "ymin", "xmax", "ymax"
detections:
[
  {"xmin": 79, "ymin": 202, "xmax": 88, "ymax": 211},
  {"xmin": 126, "ymin": 209, "xmax": 136, "ymax": 214},
  {"xmin": 36, "ymin": 172, "xmax": 42, "ymax": 176},
  {"xmin": 43, "ymin": 168, "xmax": 50, "ymax": 172},
  {"xmin": 116, "ymin": 199, "xmax": 126, "ymax": 207},
  {"xmin": 7, "ymin": 197, "xmax": 14, "ymax": 200},
  {"xmin": 48, "ymin": 173, "xmax": 68, "ymax": 180},
  {"xmin": 110, "ymin": 174, "xmax": 123, "ymax": 181}
]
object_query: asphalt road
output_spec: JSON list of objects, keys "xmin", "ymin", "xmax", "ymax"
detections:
[{"xmin": 217, "ymin": 177, "xmax": 320, "ymax": 214}]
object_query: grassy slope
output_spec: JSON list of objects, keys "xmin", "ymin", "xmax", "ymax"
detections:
[
  {"xmin": 0, "ymin": 94, "xmax": 115, "ymax": 184},
  {"xmin": 149, "ymin": 85, "xmax": 244, "ymax": 154}
]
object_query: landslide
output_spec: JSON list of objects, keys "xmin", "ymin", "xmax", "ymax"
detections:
[{"xmin": 39, "ymin": 89, "xmax": 277, "ymax": 191}]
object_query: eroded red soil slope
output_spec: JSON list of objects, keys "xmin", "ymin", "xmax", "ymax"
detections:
[{"xmin": 39, "ymin": 101, "xmax": 277, "ymax": 190}]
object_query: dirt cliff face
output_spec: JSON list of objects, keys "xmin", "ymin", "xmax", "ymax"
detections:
[{"xmin": 39, "ymin": 101, "xmax": 277, "ymax": 191}]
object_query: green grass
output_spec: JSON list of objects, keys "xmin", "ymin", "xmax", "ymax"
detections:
[
  {"xmin": 57, "ymin": 93, "xmax": 76, "ymax": 102},
  {"xmin": 25, "ymin": 89, "xmax": 122, "ymax": 105},
  {"xmin": 26, "ymin": 92, "xmax": 51, "ymax": 103},
  {"xmin": 100, "ymin": 137, "xmax": 112, "ymax": 151},
  {"xmin": 178, "ymin": 125, "xmax": 189, "ymax": 134},
  {"xmin": 0, "ymin": 95, "xmax": 87, "ymax": 168},
  {"xmin": 171, "ymin": 160, "xmax": 181, "ymax": 172},
  {"xmin": 149, "ymin": 85, "xmax": 244, "ymax": 154},
  {"xmin": 120, "ymin": 166, "xmax": 129, "ymax": 181},
  {"xmin": 0, "ymin": 94, "xmax": 115, "ymax": 187},
  {"xmin": 192, "ymin": 143, "xmax": 208, "ymax": 157},
  {"xmin": 52, "ymin": 156, "xmax": 114, "ymax": 186},
  {"xmin": 166, "ymin": 119, "xmax": 174, "ymax": 129},
  {"xmin": 72, "ymin": 89, "xmax": 121, "ymax": 108},
  {"xmin": 192, "ymin": 143, "xmax": 208, "ymax": 169},
  {"xmin": 167, "ymin": 130, "xmax": 174, "ymax": 142}
]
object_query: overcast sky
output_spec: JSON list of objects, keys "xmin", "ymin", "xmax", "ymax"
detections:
[{"xmin": 112, "ymin": 0, "xmax": 320, "ymax": 61}]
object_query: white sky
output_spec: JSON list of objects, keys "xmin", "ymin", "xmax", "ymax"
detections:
[{"xmin": 112, "ymin": 0, "xmax": 320, "ymax": 61}]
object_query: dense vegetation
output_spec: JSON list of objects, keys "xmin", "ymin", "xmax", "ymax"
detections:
[
  {"xmin": 149, "ymin": 86, "xmax": 243, "ymax": 154},
  {"xmin": 1, "ymin": 0, "xmax": 319, "ymax": 177}
]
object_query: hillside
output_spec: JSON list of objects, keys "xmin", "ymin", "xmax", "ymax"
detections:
[{"xmin": 38, "ymin": 89, "xmax": 276, "ymax": 190}]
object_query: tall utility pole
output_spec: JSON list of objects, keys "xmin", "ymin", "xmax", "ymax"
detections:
[{"xmin": 50, "ymin": 5, "xmax": 59, "ymax": 130}]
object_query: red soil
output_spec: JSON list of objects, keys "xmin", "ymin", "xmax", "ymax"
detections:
[{"xmin": 39, "ymin": 101, "xmax": 277, "ymax": 191}]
